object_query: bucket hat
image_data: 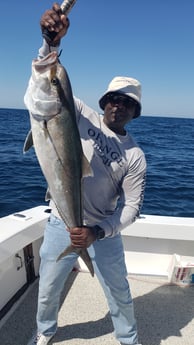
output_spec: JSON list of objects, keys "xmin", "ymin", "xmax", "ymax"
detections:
[{"xmin": 99, "ymin": 76, "xmax": 142, "ymax": 118}]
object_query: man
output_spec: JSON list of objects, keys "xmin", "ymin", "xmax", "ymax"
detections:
[{"xmin": 27, "ymin": 3, "xmax": 146, "ymax": 345}]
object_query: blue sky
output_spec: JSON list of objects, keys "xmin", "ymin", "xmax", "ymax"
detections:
[{"xmin": 1, "ymin": 0, "xmax": 194, "ymax": 117}]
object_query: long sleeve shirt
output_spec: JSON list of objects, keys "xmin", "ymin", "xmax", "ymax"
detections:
[{"xmin": 39, "ymin": 41, "xmax": 147, "ymax": 238}]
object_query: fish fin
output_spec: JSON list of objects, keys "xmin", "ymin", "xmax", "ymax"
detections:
[
  {"xmin": 79, "ymin": 248, "xmax": 94, "ymax": 277},
  {"xmin": 56, "ymin": 245, "xmax": 75, "ymax": 261},
  {"xmin": 82, "ymin": 154, "xmax": 93, "ymax": 178},
  {"xmin": 57, "ymin": 245, "xmax": 94, "ymax": 277},
  {"xmin": 23, "ymin": 130, "xmax": 33, "ymax": 153},
  {"xmin": 45, "ymin": 188, "xmax": 52, "ymax": 201}
]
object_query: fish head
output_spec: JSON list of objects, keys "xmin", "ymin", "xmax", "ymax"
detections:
[{"xmin": 24, "ymin": 51, "xmax": 73, "ymax": 121}]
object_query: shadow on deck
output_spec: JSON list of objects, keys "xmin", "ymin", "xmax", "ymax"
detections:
[{"xmin": 0, "ymin": 272, "xmax": 194, "ymax": 345}]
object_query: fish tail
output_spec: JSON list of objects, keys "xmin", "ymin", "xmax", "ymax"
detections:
[
  {"xmin": 56, "ymin": 245, "xmax": 75, "ymax": 261},
  {"xmin": 56, "ymin": 245, "xmax": 94, "ymax": 277},
  {"xmin": 79, "ymin": 248, "xmax": 94, "ymax": 277}
]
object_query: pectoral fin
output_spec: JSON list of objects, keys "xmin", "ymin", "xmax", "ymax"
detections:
[{"xmin": 82, "ymin": 154, "xmax": 93, "ymax": 178}]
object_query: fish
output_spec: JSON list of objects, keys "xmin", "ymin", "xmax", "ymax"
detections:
[{"xmin": 24, "ymin": 51, "xmax": 94, "ymax": 276}]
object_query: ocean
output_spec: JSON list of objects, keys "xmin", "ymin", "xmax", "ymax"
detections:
[{"xmin": 0, "ymin": 108, "xmax": 194, "ymax": 218}]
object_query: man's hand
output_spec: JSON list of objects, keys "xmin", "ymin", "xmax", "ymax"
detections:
[
  {"xmin": 69, "ymin": 226, "xmax": 96, "ymax": 249},
  {"xmin": 40, "ymin": 2, "xmax": 70, "ymax": 45}
]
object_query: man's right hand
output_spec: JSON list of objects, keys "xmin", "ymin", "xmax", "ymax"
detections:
[{"xmin": 40, "ymin": 2, "xmax": 70, "ymax": 46}]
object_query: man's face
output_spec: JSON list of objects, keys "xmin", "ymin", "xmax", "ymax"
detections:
[{"xmin": 103, "ymin": 93, "xmax": 136, "ymax": 135}]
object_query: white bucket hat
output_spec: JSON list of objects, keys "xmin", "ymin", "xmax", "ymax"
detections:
[{"xmin": 99, "ymin": 76, "xmax": 142, "ymax": 118}]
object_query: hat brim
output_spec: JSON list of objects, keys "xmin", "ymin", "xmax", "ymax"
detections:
[{"xmin": 99, "ymin": 92, "xmax": 141, "ymax": 119}]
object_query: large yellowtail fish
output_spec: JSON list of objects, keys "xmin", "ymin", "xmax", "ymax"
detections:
[{"xmin": 24, "ymin": 51, "xmax": 94, "ymax": 276}]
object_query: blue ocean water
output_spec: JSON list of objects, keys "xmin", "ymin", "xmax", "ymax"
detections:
[{"xmin": 0, "ymin": 108, "xmax": 194, "ymax": 218}]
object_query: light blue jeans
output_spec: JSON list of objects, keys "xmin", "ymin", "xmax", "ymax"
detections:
[{"xmin": 37, "ymin": 214, "xmax": 140, "ymax": 345}]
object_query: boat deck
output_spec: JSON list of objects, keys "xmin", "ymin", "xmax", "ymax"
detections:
[{"xmin": 0, "ymin": 271, "xmax": 194, "ymax": 345}]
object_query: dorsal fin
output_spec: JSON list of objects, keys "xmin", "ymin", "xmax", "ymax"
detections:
[{"xmin": 23, "ymin": 130, "xmax": 33, "ymax": 153}]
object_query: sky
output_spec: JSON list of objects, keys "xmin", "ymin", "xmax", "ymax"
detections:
[{"xmin": 0, "ymin": 0, "xmax": 194, "ymax": 118}]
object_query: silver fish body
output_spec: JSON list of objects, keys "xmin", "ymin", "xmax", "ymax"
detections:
[{"xmin": 24, "ymin": 51, "xmax": 94, "ymax": 276}]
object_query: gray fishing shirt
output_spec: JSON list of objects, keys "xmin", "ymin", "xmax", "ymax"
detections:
[{"xmin": 40, "ymin": 41, "xmax": 147, "ymax": 238}]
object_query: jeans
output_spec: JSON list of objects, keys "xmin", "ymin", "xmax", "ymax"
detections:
[{"xmin": 36, "ymin": 214, "xmax": 139, "ymax": 345}]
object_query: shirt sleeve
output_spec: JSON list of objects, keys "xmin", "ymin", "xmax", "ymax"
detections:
[
  {"xmin": 98, "ymin": 151, "xmax": 147, "ymax": 237},
  {"xmin": 73, "ymin": 96, "xmax": 96, "ymax": 123},
  {"xmin": 38, "ymin": 39, "xmax": 59, "ymax": 59}
]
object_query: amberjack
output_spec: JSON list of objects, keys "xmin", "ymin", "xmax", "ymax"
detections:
[{"xmin": 24, "ymin": 51, "xmax": 94, "ymax": 276}]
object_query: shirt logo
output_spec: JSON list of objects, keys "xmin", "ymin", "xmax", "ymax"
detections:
[{"xmin": 88, "ymin": 128, "xmax": 125, "ymax": 167}]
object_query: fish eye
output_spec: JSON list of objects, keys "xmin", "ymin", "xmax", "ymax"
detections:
[{"xmin": 51, "ymin": 77, "xmax": 59, "ymax": 85}]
